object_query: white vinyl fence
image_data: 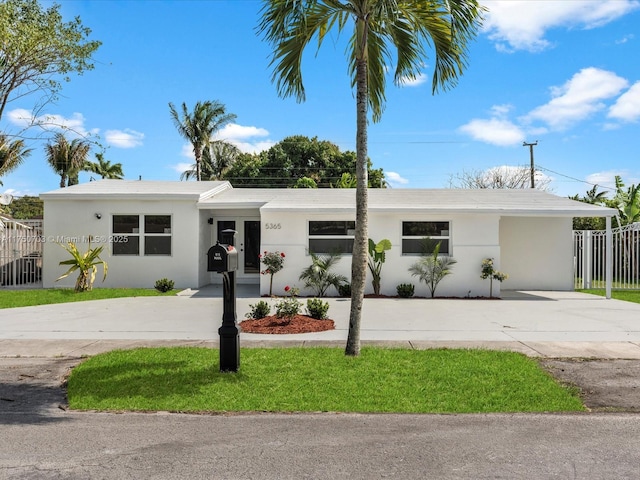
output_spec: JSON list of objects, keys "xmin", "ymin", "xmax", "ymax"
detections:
[
  {"xmin": 574, "ymin": 222, "xmax": 640, "ymax": 290},
  {"xmin": 0, "ymin": 219, "xmax": 43, "ymax": 287}
]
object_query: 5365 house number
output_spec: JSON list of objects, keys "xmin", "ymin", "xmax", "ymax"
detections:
[{"xmin": 265, "ymin": 222, "xmax": 281, "ymax": 229}]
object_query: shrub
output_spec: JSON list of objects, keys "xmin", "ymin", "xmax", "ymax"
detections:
[
  {"xmin": 245, "ymin": 300, "xmax": 271, "ymax": 319},
  {"xmin": 56, "ymin": 240, "xmax": 108, "ymax": 292},
  {"xmin": 368, "ymin": 238, "xmax": 392, "ymax": 296},
  {"xmin": 306, "ymin": 298, "xmax": 330, "ymax": 319},
  {"xmin": 396, "ymin": 283, "xmax": 415, "ymax": 298},
  {"xmin": 154, "ymin": 278, "xmax": 175, "ymax": 293},
  {"xmin": 338, "ymin": 283, "xmax": 351, "ymax": 297},
  {"xmin": 408, "ymin": 241, "xmax": 456, "ymax": 298},
  {"xmin": 275, "ymin": 286, "xmax": 302, "ymax": 320},
  {"xmin": 299, "ymin": 251, "xmax": 347, "ymax": 297}
]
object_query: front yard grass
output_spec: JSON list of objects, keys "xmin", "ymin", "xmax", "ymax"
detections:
[
  {"xmin": 579, "ymin": 289, "xmax": 640, "ymax": 304},
  {"xmin": 0, "ymin": 288, "xmax": 177, "ymax": 309},
  {"xmin": 67, "ymin": 347, "xmax": 584, "ymax": 414}
]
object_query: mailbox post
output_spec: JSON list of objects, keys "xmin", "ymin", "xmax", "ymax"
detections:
[{"xmin": 207, "ymin": 230, "xmax": 239, "ymax": 372}]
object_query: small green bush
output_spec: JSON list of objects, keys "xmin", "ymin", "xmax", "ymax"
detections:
[
  {"xmin": 154, "ymin": 278, "xmax": 175, "ymax": 293},
  {"xmin": 245, "ymin": 300, "xmax": 271, "ymax": 319},
  {"xmin": 338, "ymin": 283, "xmax": 351, "ymax": 297},
  {"xmin": 396, "ymin": 283, "xmax": 415, "ymax": 298},
  {"xmin": 275, "ymin": 286, "xmax": 302, "ymax": 319},
  {"xmin": 306, "ymin": 298, "xmax": 330, "ymax": 319}
]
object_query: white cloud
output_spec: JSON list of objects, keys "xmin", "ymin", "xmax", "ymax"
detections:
[
  {"xmin": 608, "ymin": 81, "xmax": 640, "ymax": 122},
  {"xmin": 171, "ymin": 162, "xmax": 194, "ymax": 174},
  {"xmin": 398, "ymin": 73, "xmax": 428, "ymax": 87},
  {"xmin": 214, "ymin": 123, "xmax": 274, "ymax": 154},
  {"xmin": 483, "ymin": 0, "xmax": 640, "ymax": 52},
  {"xmin": 105, "ymin": 129, "xmax": 144, "ymax": 148},
  {"xmin": 385, "ymin": 171, "xmax": 409, "ymax": 186},
  {"xmin": 459, "ymin": 117, "xmax": 525, "ymax": 146},
  {"xmin": 616, "ymin": 33, "xmax": 635, "ymax": 44},
  {"xmin": 229, "ymin": 140, "xmax": 276, "ymax": 154},
  {"xmin": 6, "ymin": 109, "xmax": 99, "ymax": 137},
  {"xmin": 525, "ymin": 68, "xmax": 628, "ymax": 129}
]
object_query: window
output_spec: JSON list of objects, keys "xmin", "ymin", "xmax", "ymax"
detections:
[
  {"xmin": 308, "ymin": 220, "xmax": 355, "ymax": 254},
  {"xmin": 401, "ymin": 221, "xmax": 450, "ymax": 255},
  {"xmin": 112, "ymin": 214, "xmax": 171, "ymax": 256}
]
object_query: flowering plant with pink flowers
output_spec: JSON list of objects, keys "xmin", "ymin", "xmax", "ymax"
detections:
[{"xmin": 259, "ymin": 250, "xmax": 286, "ymax": 296}]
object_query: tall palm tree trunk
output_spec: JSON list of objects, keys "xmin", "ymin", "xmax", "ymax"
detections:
[{"xmin": 346, "ymin": 54, "xmax": 369, "ymax": 357}]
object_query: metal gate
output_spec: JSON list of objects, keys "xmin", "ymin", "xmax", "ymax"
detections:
[
  {"xmin": 0, "ymin": 218, "xmax": 43, "ymax": 287},
  {"xmin": 574, "ymin": 223, "xmax": 640, "ymax": 290}
]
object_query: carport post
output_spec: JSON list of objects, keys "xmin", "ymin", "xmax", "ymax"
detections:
[{"xmin": 606, "ymin": 216, "xmax": 612, "ymax": 299}]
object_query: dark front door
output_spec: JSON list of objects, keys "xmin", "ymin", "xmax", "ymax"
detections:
[{"xmin": 215, "ymin": 218, "xmax": 261, "ymax": 279}]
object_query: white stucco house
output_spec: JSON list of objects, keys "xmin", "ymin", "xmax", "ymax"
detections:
[{"xmin": 40, "ymin": 180, "xmax": 616, "ymax": 297}]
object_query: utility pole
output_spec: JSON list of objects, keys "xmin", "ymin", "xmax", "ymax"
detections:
[{"xmin": 522, "ymin": 141, "xmax": 538, "ymax": 189}]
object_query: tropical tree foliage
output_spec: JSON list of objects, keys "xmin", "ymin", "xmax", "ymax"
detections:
[
  {"xmin": 259, "ymin": 0, "xmax": 484, "ymax": 355},
  {"xmin": 4, "ymin": 195, "xmax": 42, "ymax": 219},
  {"xmin": 570, "ymin": 185, "xmax": 609, "ymax": 230},
  {"xmin": 0, "ymin": 134, "xmax": 32, "ymax": 185},
  {"xmin": 85, "ymin": 152, "xmax": 124, "ymax": 179},
  {"xmin": 45, "ymin": 133, "xmax": 91, "ymax": 187},
  {"xmin": 0, "ymin": 0, "xmax": 100, "ymax": 125},
  {"xmin": 180, "ymin": 141, "xmax": 240, "ymax": 181},
  {"xmin": 613, "ymin": 176, "xmax": 640, "ymax": 226},
  {"xmin": 223, "ymin": 136, "xmax": 386, "ymax": 188},
  {"xmin": 169, "ymin": 100, "xmax": 236, "ymax": 181}
]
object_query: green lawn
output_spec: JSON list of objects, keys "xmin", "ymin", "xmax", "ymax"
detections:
[
  {"xmin": 578, "ymin": 289, "xmax": 640, "ymax": 304},
  {"xmin": 0, "ymin": 288, "xmax": 177, "ymax": 309},
  {"xmin": 67, "ymin": 347, "xmax": 584, "ymax": 414}
]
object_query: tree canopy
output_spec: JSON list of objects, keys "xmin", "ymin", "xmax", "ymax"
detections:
[
  {"xmin": 0, "ymin": 0, "xmax": 101, "ymax": 125},
  {"xmin": 2, "ymin": 194, "xmax": 43, "ymax": 219},
  {"xmin": 223, "ymin": 135, "xmax": 386, "ymax": 188}
]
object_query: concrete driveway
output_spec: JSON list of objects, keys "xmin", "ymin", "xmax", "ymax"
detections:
[{"xmin": 1, "ymin": 288, "xmax": 639, "ymax": 358}]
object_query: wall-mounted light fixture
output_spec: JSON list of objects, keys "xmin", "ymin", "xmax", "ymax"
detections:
[
  {"xmin": 208, "ymin": 218, "xmax": 214, "ymax": 225},
  {"xmin": 95, "ymin": 213, "xmax": 102, "ymax": 220}
]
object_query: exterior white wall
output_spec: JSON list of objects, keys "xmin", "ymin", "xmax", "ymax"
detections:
[
  {"xmin": 259, "ymin": 210, "xmax": 502, "ymax": 298},
  {"xmin": 42, "ymin": 199, "xmax": 201, "ymax": 289},
  {"xmin": 499, "ymin": 216, "xmax": 574, "ymax": 290}
]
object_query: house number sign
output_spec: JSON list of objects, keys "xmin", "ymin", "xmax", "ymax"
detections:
[{"xmin": 265, "ymin": 223, "xmax": 281, "ymax": 229}]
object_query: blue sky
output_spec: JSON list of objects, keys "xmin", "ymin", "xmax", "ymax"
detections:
[{"xmin": 2, "ymin": 0, "xmax": 640, "ymax": 199}]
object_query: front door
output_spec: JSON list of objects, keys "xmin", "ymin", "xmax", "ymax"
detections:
[{"xmin": 215, "ymin": 218, "xmax": 261, "ymax": 281}]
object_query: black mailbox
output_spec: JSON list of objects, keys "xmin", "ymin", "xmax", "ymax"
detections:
[{"xmin": 207, "ymin": 242, "xmax": 238, "ymax": 273}]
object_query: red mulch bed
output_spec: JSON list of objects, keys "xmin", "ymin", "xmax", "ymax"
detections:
[{"xmin": 240, "ymin": 315, "xmax": 335, "ymax": 334}]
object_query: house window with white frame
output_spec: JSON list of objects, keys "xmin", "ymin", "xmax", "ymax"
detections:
[
  {"xmin": 308, "ymin": 220, "xmax": 355, "ymax": 254},
  {"xmin": 112, "ymin": 214, "xmax": 172, "ymax": 256},
  {"xmin": 401, "ymin": 221, "xmax": 450, "ymax": 255}
]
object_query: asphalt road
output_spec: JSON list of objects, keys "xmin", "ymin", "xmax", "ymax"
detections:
[
  {"xmin": 2, "ymin": 410, "xmax": 640, "ymax": 479},
  {"xmin": 2, "ymin": 357, "xmax": 640, "ymax": 480}
]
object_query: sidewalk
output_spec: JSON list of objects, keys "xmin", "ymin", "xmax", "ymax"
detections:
[{"xmin": 1, "ymin": 289, "xmax": 639, "ymax": 358}]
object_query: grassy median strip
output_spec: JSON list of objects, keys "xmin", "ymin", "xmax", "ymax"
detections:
[
  {"xmin": 0, "ymin": 288, "xmax": 177, "ymax": 309},
  {"xmin": 579, "ymin": 289, "xmax": 640, "ymax": 304},
  {"xmin": 67, "ymin": 347, "xmax": 584, "ymax": 414}
]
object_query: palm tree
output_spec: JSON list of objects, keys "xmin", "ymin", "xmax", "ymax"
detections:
[
  {"xmin": 85, "ymin": 152, "xmax": 124, "ymax": 179},
  {"xmin": 169, "ymin": 101, "xmax": 237, "ymax": 181},
  {"xmin": 0, "ymin": 134, "xmax": 32, "ymax": 186},
  {"xmin": 259, "ymin": 0, "xmax": 484, "ymax": 355},
  {"xmin": 45, "ymin": 133, "xmax": 91, "ymax": 188},
  {"xmin": 180, "ymin": 141, "xmax": 240, "ymax": 181}
]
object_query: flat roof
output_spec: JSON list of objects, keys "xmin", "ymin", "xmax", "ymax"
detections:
[
  {"xmin": 199, "ymin": 187, "xmax": 616, "ymax": 217},
  {"xmin": 40, "ymin": 179, "xmax": 230, "ymax": 201},
  {"xmin": 39, "ymin": 180, "xmax": 616, "ymax": 217}
]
